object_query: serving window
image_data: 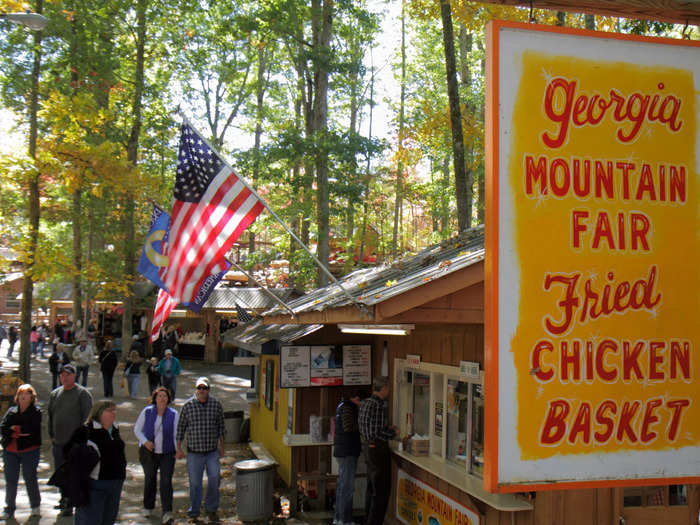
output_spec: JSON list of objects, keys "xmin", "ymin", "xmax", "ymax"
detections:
[{"xmin": 394, "ymin": 359, "xmax": 483, "ymax": 477}]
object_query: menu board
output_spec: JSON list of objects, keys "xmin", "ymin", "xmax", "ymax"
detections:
[
  {"xmin": 342, "ymin": 345, "xmax": 371, "ymax": 385},
  {"xmin": 280, "ymin": 346, "xmax": 311, "ymax": 388},
  {"xmin": 280, "ymin": 345, "xmax": 372, "ymax": 388}
]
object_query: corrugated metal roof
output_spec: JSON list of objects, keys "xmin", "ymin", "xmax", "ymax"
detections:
[
  {"xmin": 203, "ymin": 287, "xmax": 295, "ymax": 310},
  {"xmin": 265, "ymin": 225, "xmax": 485, "ymax": 317},
  {"xmin": 221, "ymin": 320, "xmax": 322, "ymax": 353}
]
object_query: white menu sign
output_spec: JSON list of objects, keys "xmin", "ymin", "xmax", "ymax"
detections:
[
  {"xmin": 342, "ymin": 345, "xmax": 371, "ymax": 385},
  {"xmin": 280, "ymin": 346, "xmax": 311, "ymax": 387}
]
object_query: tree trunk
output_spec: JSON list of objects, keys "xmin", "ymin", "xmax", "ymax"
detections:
[
  {"xmin": 392, "ymin": 0, "xmax": 406, "ymax": 257},
  {"xmin": 19, "ymin": 0, "xmax": 43, "ymax": 382},
  {"xmin": 122, "ymin": 0, "xmax": 146, "ymax": 354},
  {"xmin": 440, "ymin": 0, "xmax": 471, "ymax": 231},
  {"xmin": 311, "ymin": 0, "xmax": 333, "ymax": 286},
  {"xmin": 72, "ymin": 188, "xmax": 82, "ymax": 327}
]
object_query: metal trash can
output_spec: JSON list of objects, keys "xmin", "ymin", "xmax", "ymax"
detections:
[
  {"xmin": 235, "ymin": 459, "xmax": 275, "ymax": 522},
  {"xmin": 224, "ymin": 410, "xmax": 244, "ymax": 443}
]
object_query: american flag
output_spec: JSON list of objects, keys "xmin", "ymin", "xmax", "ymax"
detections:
[
  {"xmin": 236, "ymin": 303, "xmax": 253, "ymax": 323},
  {"xmin": 151, "ymin": 123, "xmax": 264, "ymax": 340},
  {"xmin": 158, "ymin": 123, "xmax": 265, "ymax": 304}
]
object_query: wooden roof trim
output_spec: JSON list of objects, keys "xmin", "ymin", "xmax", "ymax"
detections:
[
  {"xmin": 382, "ymin": 307, "xmax": 484, "ymax": 324},
  {"xmin": 262, "ymin": 304, "xmax": 373, "ymax": 325},
  {"xmin": 374, "ymin": 261, "xmax": 485, "ymax": 321},
  {"xmin": 477, "ymin": 1, "xmax": 700, "ymax": 25}
]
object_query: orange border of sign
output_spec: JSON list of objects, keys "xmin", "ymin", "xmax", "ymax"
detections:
[{"xmin": 484, "ymin": 19, "xmax": 700, "ymax": 494}]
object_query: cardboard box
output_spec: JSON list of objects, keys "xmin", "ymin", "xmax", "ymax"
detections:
[{"xmin": 409, "ymin": 438, "xmax": 429, "ymax": 456}]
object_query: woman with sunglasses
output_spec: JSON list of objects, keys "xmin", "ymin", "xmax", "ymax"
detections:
[
  {"xmin": 0, "ymin": 384, "xmax": 42, "ymax": 519},
  {"xmin": 134, "ymin": 387, "xmax": 179, "ymax": 525}
]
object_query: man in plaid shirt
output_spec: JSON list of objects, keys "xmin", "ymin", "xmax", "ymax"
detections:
[
  {"xmin": 176, "ymin": 377, "xmax": 225, "ymax": 523},
  {"xmin": 358, "ymin": 376, "xmax": 398, "ymax": 525}
]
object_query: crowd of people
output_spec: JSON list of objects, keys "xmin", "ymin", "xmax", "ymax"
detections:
[{"xmin": 1, "ymin": 335, "xmax": 226, "ymax": 525}]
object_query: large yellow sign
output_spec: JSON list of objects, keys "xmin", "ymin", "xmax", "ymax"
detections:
[
  {"xmin": 396, "ymin": 470, "xmax": 480, "ymax": 525},
  {"xmin": 485, "ymin": 21, "xmax": 700, "ymax": 491}
]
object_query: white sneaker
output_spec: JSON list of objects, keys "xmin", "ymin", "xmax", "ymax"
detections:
[
  {"xmin": 144, "ymin": 508, "xmax": 155, "ymax": 517},
  {"xmin": 162, "ymin": 511, "xmax": 174, "ymax": 524},
  {"xmin": 31, "ymin": 507, "xmax": 41, "ymax": 516}
]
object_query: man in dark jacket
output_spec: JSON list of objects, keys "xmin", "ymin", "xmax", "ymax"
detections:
[
  {"xmin": 98, "ymin": 342, "xmax": 118, "ymax": 398},
  {"xmin": 48, "ymin": 343, "xmax": 71, "ymax": 390},
  {"xmin": 7, "ymin": 326, "xmax": 18, "ymax": 358},
  {"xmin": 333, "ymin": 391, "xmax": 364, "ymax": 525}
]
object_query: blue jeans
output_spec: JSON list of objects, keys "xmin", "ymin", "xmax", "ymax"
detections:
[
  {"xmin": 162, "ymin": 376, "xmax": 177, "ymax": 397},
  {"xmin": 3, "ymin": 448, "xmax": 41, "ymax": 514},
  {"xmin": 334, "ymin": 455, "xmax": 358, "ymax": 524},
  {"xmin": 128, "ymin": 373, "xmax": 140, "ymax": 397},
  {"xmin": 76, "ymin": 365, "xmax": 89, "ymax": 386},
  {"xmin": 74, "ymin": 479, "xmax": 124, "ymax": 525},
  {"xmin": 186, "ymin": 450, "xmax": 220, "ymax": 516}
]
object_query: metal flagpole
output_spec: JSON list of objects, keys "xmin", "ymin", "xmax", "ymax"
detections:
[
  {"xmin": 227, "ymin": 259, "xmax": 297, "ymax": 318},
  {"xmin": 179, "ymin": 115, "xmax": 366, "ymax": 313}
]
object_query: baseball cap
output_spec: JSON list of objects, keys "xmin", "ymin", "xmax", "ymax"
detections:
[
  {"xmin": 164, "ymin": 349, "xmax": 173, "ymax": 355},
  {"xmin": 195, "ymin": 377, "xmax": 209, "ymax": 388},
  {"xmin": 61, "ymin": 364, "xmax": 77, "ymax": 374}
]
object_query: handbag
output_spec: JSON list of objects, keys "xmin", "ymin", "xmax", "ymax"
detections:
[{"xmin": 120, "ymin": 375, "xmax": 127, "ymax": 391}]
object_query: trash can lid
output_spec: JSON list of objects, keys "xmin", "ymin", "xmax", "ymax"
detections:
[{"xmin": 235, "ymin": 459, "xmax": 275, "ymax": 472}]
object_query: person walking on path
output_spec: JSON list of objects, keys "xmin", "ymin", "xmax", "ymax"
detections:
[
  {"xmin": 47, "ymin": 364, "xmax": 93, "ymax": 517},
  {"xmin": 48, "ymin": 342, "xmax": 71, "ymax": 390},
  {"xmin": 125, "ymin": 350, "xmax": 143, "ymax": 398},
  {"xmin": 146, "ymin": 357, "xmax": 161, "ymax": 395},
  {"xmin": 0, "ymin": 384, "xmax": 42, "ymax": 519},
  {"xmin": 69, "ymin": 401, "xmax": 126, "ymax": 525},
  {"xmin": 157, "ymin": 349, "xmax": 181, "ymax": 397},
  {"xmin": 333, "ymin": 391, "xmax": 364, "ymax": 525},
  {"xmin": 134, "ymin": 387, "xmax": 179, "ymax": 525},
  {"xmin": 176, "ymin": 377, "xmax": 225, "ymax": 523},
  {"xmin": 98, "ymin": 340, "xmax": 118, "ymax": 398},
  {"xmin": 72, "ymin": 338, "xmax": 94, "ymax": 387},
  {"xmin": 29, "ymin": 327, "xmax": 39, "ymax": 358},
  {"xmin": 358, "ymin": 376, "xmax": 399, "ymax": 525},
  {"xmin": 0, "ymin": 324, "xmax": 6, "ymax": 353},
  {"xmin": 37, "ymin": 324, "xmax": 47, "ymax": 358},
  {"xmin": 7, "ymin": 326, "xmax": 18, "ymax": 358}
]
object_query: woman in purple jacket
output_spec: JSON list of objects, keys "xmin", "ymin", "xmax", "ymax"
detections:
[{"xmin": 133, "ymin": 386, "xmax": 179, "ymax": 525}]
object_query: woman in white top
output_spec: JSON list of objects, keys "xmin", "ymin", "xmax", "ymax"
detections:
[{"xmin": 133, "ymin": 387, "xmax": 178, "ymax": 525}]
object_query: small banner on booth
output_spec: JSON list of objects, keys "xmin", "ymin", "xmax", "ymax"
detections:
[{"xmin": 396, "ymin": 469, "xmax": 480, "ymax": 525}]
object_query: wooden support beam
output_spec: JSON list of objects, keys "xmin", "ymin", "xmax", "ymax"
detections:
[
  {"xmin": 476, "ymin": 0, "xmax": 700, "ymax": 26},
  {"xmin": 382, "ymin": 307, "xmax": 483, "ymax": 324}
]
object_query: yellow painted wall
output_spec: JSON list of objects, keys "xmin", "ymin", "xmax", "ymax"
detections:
[{"xmin": 249, "ymin": 354, "xmax": 293, "ymax": 486}]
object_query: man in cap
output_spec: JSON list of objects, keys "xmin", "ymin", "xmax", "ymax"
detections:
[
  {"xmin": 157, "ymin": 349, "xmax": 182, "ymax": 397},
  {"xmin": 47, "ymin": 363, "xmax": 93, "ymax": 516},
  {"xmin": 176, "ymin": 377, "xmax": 225, "ymax": 523}
]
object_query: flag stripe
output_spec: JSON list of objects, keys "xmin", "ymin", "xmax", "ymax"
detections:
[{"xmin": 151, "ymin": 289, "xmax": 177, "ymax": 342}]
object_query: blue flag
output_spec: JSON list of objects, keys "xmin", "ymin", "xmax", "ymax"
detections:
[{"xmin": 138, "ymin": 205, "xmax": 170, "ymax": 290}]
